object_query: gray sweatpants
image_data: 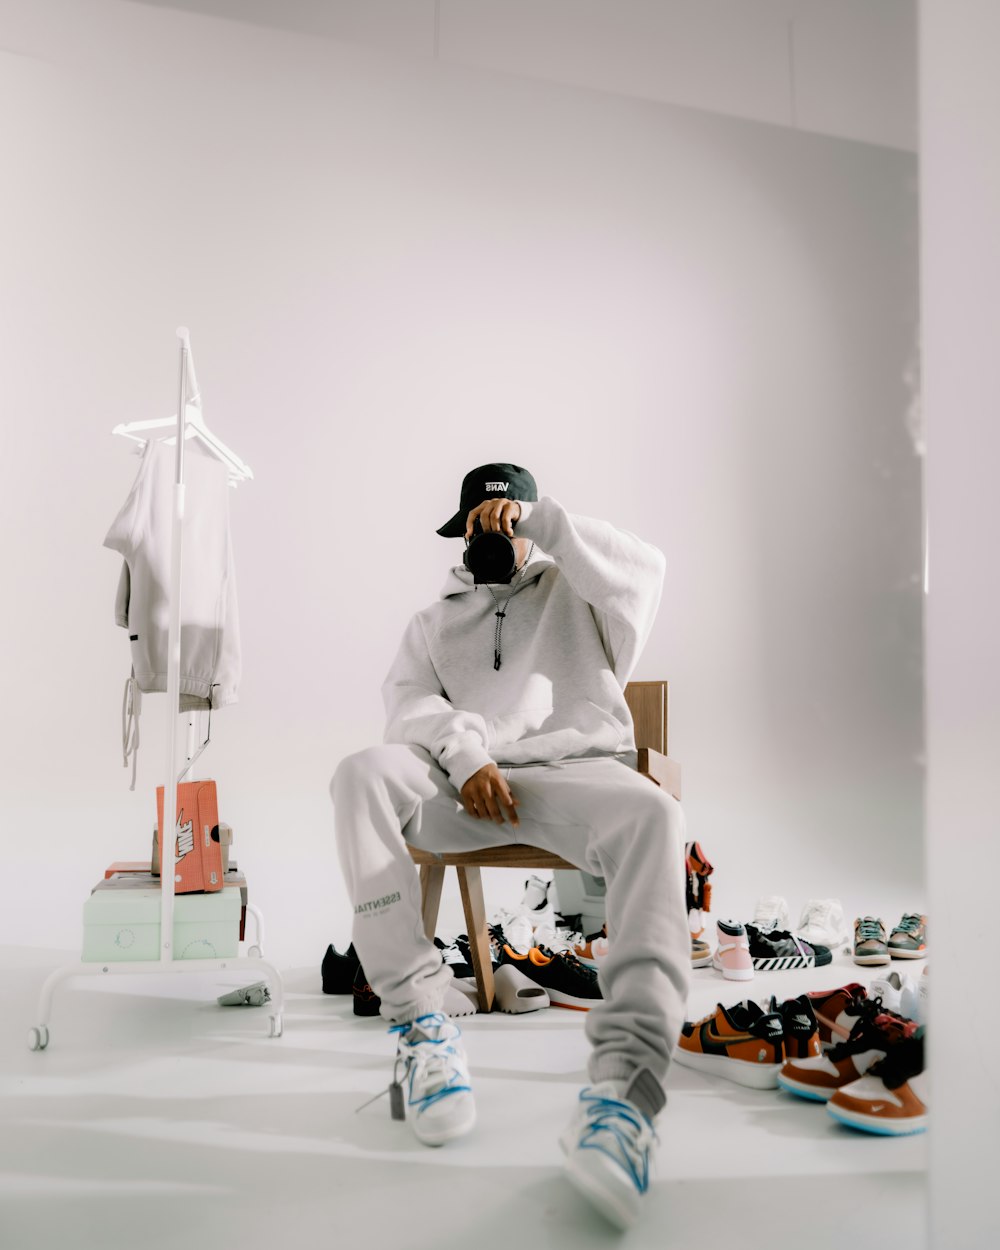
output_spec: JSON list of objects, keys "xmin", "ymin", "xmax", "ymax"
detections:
[{"xmin": 330, "ymin": 745, "xmax": 690, "ymax": 1094}]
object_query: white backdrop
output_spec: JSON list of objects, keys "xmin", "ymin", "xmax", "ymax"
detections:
[{"xmin": 0, "ymin": 0, "xmax": 921, "ymax": 968}]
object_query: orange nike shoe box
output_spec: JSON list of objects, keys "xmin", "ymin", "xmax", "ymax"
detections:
[
  {"xmin": 155, "ymin": 780, "xmax": 224, "ymax": 894},
  {"xmin": 152, "ymin": 822, "xmax": 232, "ymax": 876}
]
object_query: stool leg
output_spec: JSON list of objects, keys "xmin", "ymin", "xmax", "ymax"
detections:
[
  {"xmin": 457, "ymin": 866, "xmax": 495, "ymax": 1012},
  {"xmin": 419, "ymin": 864, "xmax": 446, "ymax": 940}
]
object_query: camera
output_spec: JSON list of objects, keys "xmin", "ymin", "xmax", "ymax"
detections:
[{"xmin": 463, "ymin": 520, "xmax": 518, "ymax": 584}]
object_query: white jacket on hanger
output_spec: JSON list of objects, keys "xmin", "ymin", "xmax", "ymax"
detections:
[{"xmin": 104, "ymin": 438, "xmax": 241, "ymax": 710}]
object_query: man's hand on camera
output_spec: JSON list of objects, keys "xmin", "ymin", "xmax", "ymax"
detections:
[
  {"xmin": 465, "ymin": 498, "xmax": 522, "ymax": 539},
  {"xmin": 460, "ymin": 763, "xmax": 520, "ymax": 827}
]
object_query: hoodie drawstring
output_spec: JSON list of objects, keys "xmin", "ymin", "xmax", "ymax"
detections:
[{"xmin": 485, "ymin": 543, "xmax": 534, "ymax": 671}]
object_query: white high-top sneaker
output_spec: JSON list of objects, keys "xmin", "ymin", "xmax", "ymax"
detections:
[
  {"xmin": 391, "ymin": 1013, "xmax": 476, "ymax": 1146},
  {"xmin": 752, "ymin": 896, "xmax": 790, "ymax": 932}
]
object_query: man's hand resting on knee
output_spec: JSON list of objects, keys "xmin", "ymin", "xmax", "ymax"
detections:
[{"xmin": 460, "ymin": 764, "xmax": 520, "ymax": 827}]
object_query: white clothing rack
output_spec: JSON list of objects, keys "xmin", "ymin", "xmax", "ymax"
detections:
[{"xmin": 29, "ymin": 330, "xmax": 282, "ymax": 1049}]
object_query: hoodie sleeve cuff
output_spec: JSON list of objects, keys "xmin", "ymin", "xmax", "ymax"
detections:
[{"xmin": 444, "ymin": 745, "xmax": 495, "ymax": 794}]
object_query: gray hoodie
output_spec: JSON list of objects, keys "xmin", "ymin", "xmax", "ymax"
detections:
[{"xmin": 382, "ymin": 496, "xmax": 665, "ymax": 792}]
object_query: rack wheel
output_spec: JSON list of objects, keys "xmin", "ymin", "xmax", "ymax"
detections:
[
  {"xmin": 28, "ymin": 1026, "xmax": 49, "ymax": 1051},
  {"xmin": 268, "ymin": 1014, "xmax": 283, "ymax": 1038},
  {"xmin": 247, "ymin": 945, "xmax": 262, "ymax": 959}
]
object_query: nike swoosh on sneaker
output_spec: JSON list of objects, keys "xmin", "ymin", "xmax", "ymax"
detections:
[{"xmin": 702, "ymin": 1024, "xmax": 755, "ymax": 1047}]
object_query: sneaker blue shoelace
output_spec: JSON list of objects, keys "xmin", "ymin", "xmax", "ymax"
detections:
[
  {"xmin": 893, "ymin": 914, "xmax": 922, "ymax": 935},
  {"xmin": 576, "ymin": 1089, "xmax": 655, "ymax": 1194}
]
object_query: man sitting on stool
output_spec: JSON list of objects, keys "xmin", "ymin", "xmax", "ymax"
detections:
[{"xmin": 331, "ymin": 462, "xmax": 689, "ymax": 1230}]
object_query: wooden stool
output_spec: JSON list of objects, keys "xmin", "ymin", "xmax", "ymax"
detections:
[{"xmin": 408, "ymin": 682, "xmax": 681, "ymax": 1011}]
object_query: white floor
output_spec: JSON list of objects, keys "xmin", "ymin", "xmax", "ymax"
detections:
[{"xmin": 1, "ymin": 944, "xmax": 927, "ymax": 1250}]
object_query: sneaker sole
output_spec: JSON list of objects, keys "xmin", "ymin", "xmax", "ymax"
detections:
[
  {"xmin": 826, "ymin": 1102, "xmax": 927, "ymax": 1136},
  {"xmin": 798, "ymin": 932, "xmax": 848, "ymax": 949},
  {"xmin": 547, "ymin": 988, "xmax": 602, "ymax": 1011},
  {"xmin": 853, "ymin": 953, "xmax": 891, "ymax": 965},
  {"xmin": 888, "ymin": 948, "xmax": 928, "ymax": 959},
  {"xmin": 564, "ymin": 1150, "xmax": 640, "ymax": 1231},
  {"xmin": 412, "ymin": 1098, "xmax": 477, "ymax": 1147},
  {"xmin": 673, "ymin": 1047, "xmax": 780, "ymax": 1089},
  {"xmin": 751, "ymin": 954, "xmax": 816, "ymax": 971},
  {"xmin": 776, "ymin": 1071, "xmax": 837, "ymax": 1102},
  {"xmin": 712, "ymin": 956, "xmax": 754, "ymax": 980},
  {"xmin": 691, "ymin": 952, "xmax": 714, "ymax": 968}
]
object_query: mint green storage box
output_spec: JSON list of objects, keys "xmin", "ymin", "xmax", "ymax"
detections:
[{"xmin": 82, "ymin": 885, "xmax": 241, "ymax": 962}]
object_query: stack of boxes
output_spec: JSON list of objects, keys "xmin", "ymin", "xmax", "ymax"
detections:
[{"xmin": 82, "ymin": 780, "xmax": 249, "ymax": 962}]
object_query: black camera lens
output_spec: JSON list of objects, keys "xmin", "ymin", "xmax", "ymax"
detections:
[{"xmin": 465, "ymin": 526, "xmax": 518, "ymax": 584}]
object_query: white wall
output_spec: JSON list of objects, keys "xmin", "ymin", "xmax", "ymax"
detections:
[
  {"xmin": 0, "ymin": 0, "xmax": 921, "ymax": 966},
  {"xmin": 922, "ymin": 2, "xmax": 1000, "ymax": 1246}
]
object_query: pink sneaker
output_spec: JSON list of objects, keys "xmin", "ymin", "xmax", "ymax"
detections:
[{"xmin": 712, "ymin": 919, "xmax": 754, "ymax": 982}]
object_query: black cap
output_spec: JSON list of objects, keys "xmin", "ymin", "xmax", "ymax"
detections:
[{"xmin": 436, "ymin": 463, "xmax": 538, "ymax": 537}]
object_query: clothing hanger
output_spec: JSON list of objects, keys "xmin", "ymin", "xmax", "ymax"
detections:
[{"xmin": 111, "ymin": 327, "xmax": 253, "ymax": 486}]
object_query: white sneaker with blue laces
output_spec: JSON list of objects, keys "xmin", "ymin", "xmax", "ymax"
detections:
[
  {"xmin": 392, "ymin": 1012, "xmax": 476, "ymax": 1146},
  {"xmin": 560, "ymin": 1082, "xmax": 657, "ymax": 1229}
]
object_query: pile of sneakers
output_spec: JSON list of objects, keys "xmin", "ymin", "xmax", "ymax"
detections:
[
  {"xmin": 442, "ymin": 925, "xmax": 603, "ymax": 1013},
  {"xmin": 777, "ymin": 980, "xmax": 927, "ymax": 1135},
  {"xmin": 707, "ymin": 911, "xmax": 832, "ymax": 981},
  {"xmin": 674, "ymin": 977, "xmax": 928, "ymax": 1136},
  {"xmin": 321, "ymin": 940, "xmax": 484, "ymax": 1018}
]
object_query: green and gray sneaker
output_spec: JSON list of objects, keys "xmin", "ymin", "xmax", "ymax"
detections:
[
  {"xmin": 888, "ymin": 913, "xmax": 928, "ymax": 960},
  {"xmin": 853, "ymin": 917, "xmax": 890, "ymax": 966}
]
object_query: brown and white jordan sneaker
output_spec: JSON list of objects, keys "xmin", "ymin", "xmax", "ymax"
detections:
[
  {"xmin": 778, "ymin": 999, "xmax": 917, "ymax": 1102},
  {"xmin": 805, "ymin": 983, "xmax": 867, "ymax": 1049},
  {"xmin": 827, "ymin": 1028, "xmax": 927, "ymax": 1135}
]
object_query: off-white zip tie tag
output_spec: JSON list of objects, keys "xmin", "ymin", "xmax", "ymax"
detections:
[{"xmin": 354, "ymin": 1058, "xmax": 406, "ymax": 1121}]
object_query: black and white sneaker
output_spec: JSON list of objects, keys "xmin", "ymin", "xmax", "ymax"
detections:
[
  {"xmin": 746, "ymin": 924, "xmax": 831, "ymax": 971},
  {"xmin": 500, "ymin": 943, "xmax": 603, "ymax": 1011}
]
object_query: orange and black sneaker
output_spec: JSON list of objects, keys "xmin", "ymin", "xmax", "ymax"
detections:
[
  {"xmin": 501, "ymin": 944, "xmax": 603, "ymax": 1011},
  {"xmin": 673, "ymin": 1000, "xmax": 784, "ymax": 1088}
]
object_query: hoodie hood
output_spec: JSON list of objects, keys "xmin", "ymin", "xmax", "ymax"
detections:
[{"xmin": 438, "ymin": 556, "xmax": 553, "ymax": 600}]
